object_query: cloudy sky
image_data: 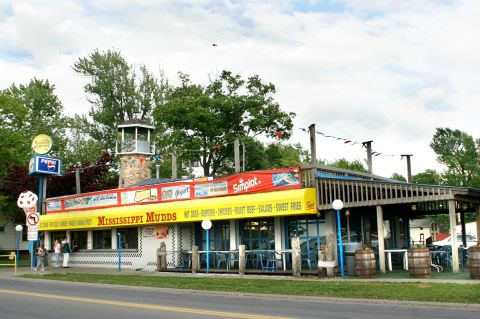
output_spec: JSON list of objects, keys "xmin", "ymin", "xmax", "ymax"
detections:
[{"xmin": 1, "ymin": 0, "xmax": 479, "ymax": 178}]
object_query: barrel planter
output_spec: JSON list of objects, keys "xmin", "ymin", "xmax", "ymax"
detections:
[
  {"xmin": 408, "ymin": 247, "xmax": 431, "ymax": 278},
  {"xmin": 469, "ymin": 246, "xmax": 480, "ymax": 280},
  {"xmin": 354, "ymin": 249, "xmax": 376, "ymax": 278}
]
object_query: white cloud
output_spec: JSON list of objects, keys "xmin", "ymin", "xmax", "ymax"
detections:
[{"xmin": 1, "ymin": 0, "xmax": 479, "ymax": 179}]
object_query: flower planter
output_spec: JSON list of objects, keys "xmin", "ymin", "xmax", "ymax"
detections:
[
  {"xmin": 408, "ymin": 247, "xmax": 431, "ymax": 278},
  {"xmin": 469, "ymin": 246, "xmax": 480, "ymax": 280},
  {"xmin": 354, "ymin": 249, "xmax": 376, "ymax": 278}
]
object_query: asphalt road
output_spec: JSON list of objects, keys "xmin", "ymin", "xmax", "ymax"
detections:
[{"xmin": 0, "ymin": 278, "xmax": 478, "ymax": 319}]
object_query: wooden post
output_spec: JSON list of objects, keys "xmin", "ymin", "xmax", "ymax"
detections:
[
  {"xmin": 401, "ymin": 154, "xmax": 413, "ymax": 183},
  {"xmin": 460, "ymin": 211, "xmax": 467, "ymax": 247},
  {"xmin": 191, "ymin": 245, "xmax": 199, "ymax": 274},
  {"xmin": 376, "ymin": 205, "xmax": 386, "ymax": 273},
  {"xmin": 308, "ymin": 124, "xmax": 316, "ymax": 165},
  {"xmin": 448, "ymin": 200, "xmax": 459, "ymax": 272},
  {"xmin": 234, "ymin": 138, "xmax": 240, "ymax": 173},
  {"xmin": 239, "ymin": 245, "xmax": 246, "ymax": 275},
  {"xmin": 291, "ymin": 237, "xmax": 301, "ymax": 277},
  {"xmin": 75, "ymin": 168, "xmax": 81, "ymax": 194},
  {"xmin": 363, "ymin": 141, "xmax": 373, "ymax": 174},
  {"xmin": 171, "ymin": 152, "xmax": 177, "ymax": 180}
]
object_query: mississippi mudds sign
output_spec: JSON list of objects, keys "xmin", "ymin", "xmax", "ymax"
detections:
[{"xmin": 39, "ymin": 188, "xmax": 316, "ymax": 231}]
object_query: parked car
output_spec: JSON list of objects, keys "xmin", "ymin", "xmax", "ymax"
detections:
[{"xmin": 432, "ymin": 234, "xmax": 478, "ymax": 248}]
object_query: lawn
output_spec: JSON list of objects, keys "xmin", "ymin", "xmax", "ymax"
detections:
[{"xmin": 21, "ymin": 273, "xmax": 480, "ymax": 304}]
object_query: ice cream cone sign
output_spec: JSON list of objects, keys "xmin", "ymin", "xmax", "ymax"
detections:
[{"xmin": 17, "ymin": 190, "xmax": 38, "ymax": 213}]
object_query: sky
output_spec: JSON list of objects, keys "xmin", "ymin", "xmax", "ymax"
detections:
[{"xmin": 1, "ymin": 0, "xmax": 480, "ymax": 178}]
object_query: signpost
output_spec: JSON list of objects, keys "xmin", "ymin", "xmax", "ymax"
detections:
[{"xmin": 17, "ymin": 190, "xmax": 39, "ymax": 270}]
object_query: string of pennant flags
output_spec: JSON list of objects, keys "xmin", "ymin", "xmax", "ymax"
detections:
[{"xmin": 298, "ymin": 127, "xmax": 409, "ymax": 158}]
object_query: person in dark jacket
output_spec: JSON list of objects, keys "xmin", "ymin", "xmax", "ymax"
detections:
[{"xmin": 61, "ymin": 237, "xmax": 71, "ymax": 268}]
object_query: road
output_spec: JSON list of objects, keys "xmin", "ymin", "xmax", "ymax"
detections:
[{"xmin": 0, "ymin": 278, "xmax": 477, "ymax": 319}]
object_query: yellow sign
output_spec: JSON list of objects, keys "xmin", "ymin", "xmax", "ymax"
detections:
[
  {"xmin": 32, "ymin": 134, "xmax": 53, "ymax": 154},
  {"xmin": 39, "ymin": 188, "xmax": 316, "ymax": 231}
]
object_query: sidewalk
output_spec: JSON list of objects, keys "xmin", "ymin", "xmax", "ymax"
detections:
[{"xmin": 2, "ymin": 266, "xmax": 479, "ymax": 284}]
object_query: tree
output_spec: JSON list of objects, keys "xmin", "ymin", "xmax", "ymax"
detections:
[
  {"xmin": 391, "ymin": 173, "xmax": 407, "ymax": 182},
  {"xmin": 73, "ymin": 49, "xmax": 166, "ymax": 150},
  {"xmin": 412, "ymin": 169, "xmax": 441, "ymax": 185},
  {"xmin": 154, "ymin": 71, "xmax": 295, "ymax": 176},
  {"xmin": 328, "ymin": 158, "xmax": 368, "ymax": 173},
  {"xmin": 430, "ymin": 128, "xmax": 480, "ymax": 187},
  {"xmin": 265, "ymin": 143, "xmax": 307, "ymax": 168}
]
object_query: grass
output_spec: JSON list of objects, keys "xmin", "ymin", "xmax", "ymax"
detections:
[{"xmin": 21, "ymin": 273, "xmax": 480, "ymax": 304}]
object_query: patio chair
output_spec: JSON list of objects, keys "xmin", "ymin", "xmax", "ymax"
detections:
[
  {"xmin": 301, "ymin": 250, "xmax": 317, "ymax": 270},
  {"xmin": 216, "ymin": 252, "xmax": 228, "ymax": 269},
  {"xmin": 180, "ymin": 251, "xmax": 191, "ymax": 269},
  {"xmin": 200, "ymin": 252, "xmax": 214, "ymax": 269},
  {"xmin": 263, "ymin": 251, "xmax": 277, "ymax": 272},
  {"xmin": 228, "ymin": 251, "xmax": 239, "ymax": 270}
]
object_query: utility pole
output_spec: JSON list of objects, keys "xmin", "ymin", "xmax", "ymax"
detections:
[
  {"xmin": 401, "ymin": 154, "xmax": 413, "ymax": 182},
  {"xmin": 75, "ymin": 168, "xmax": 81, "ymax": 194},
  {"xmin": 308, "ymin": 124, "xmax": 317, "ymax": 165},
  {"xmin": 241, "ymin": 141, "xmax": 246, "ymax": 172},
  {"xmin": 363, "ymin": 141, "xmax": 373, "ymax": 174},
  {"xmin": 234, "ymin": 138, "xmax": 240, "ymax": 173},
  {"xmin": 171, "ymin": 152, "xmax": 177, "ymax": 180}
]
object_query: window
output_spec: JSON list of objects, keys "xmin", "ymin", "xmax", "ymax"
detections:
[
  {"xmin": 70, "ymin": 231, "xmax": 88, "ymax": 251},
  {"xmin": 117, "ymin": 227, "xmax": 138, "ymax": 249},
  {"xmin": 286, "ymin": 217, "xmax": 325, "ymax": 252},
  {"xmin": 240, "ymin": 218, "xmax": 274, "ymax": 250},
  {"xmin": 93, "ymin": 230, "xmax": 112, "ymax": 249}
]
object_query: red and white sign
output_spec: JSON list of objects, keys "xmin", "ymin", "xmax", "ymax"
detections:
[
  {"xmin": 26, "ymin": 212, "xmax": 40, "ymax": 226},
  {"xmin": 17, "ymin": 190, "xmax": 38, "ymax": 209}
]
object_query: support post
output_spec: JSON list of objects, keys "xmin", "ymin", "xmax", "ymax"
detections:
[
  {"xmin": 117, "ymin": 232, "xmax": 121, "ymax": 272},
  {"xmin": 460, "ymin": 211, "xmax": 467, "ymax": 247},
  {"xmin": 476, "ymin": 205, "xmax": 480, "ymax": 241},
  {"xmin": 336, "ymin": 209, "xmax": 344, "ymax": 278},
  {"xmin": 448, "ymin": 200, "xmax": 459, "ymax": 272},
  {"xmin": 234, "ymin": 138, "xmax": 240, "ymax": 173},
  {"xmin": 192, "ymin": 245, "xmax": 199, "ymax": 274},
  {"xmin": 157, "ymin": 242, "xmax": 167, "ymax": 271},
  {"xmin": 325, "ymin": 211, "xmax": 337, "ymax": 277},
  {"xmin": 241, "ymin": 141, "xmax": 246, "ymax": 172},
  {"xmin": 401, "ymin": 155, "xmax": 413, "ymax": 183},
  {"xmin": 206, "ymin": 228, "xmax": 210, "ymax": 273},
  {"xmin": 291, "ymin": 237, "xmax": 301, "ymax": 277},
  {"xmin": 363, "ymin": 141, "xmax": 373, "ymax": 174},
  {"xmin": 75, "ymin": 168, "xmax": 81, "ymax": 194},
  {"xmin": 239, "ymin": 245, "xmax": 246, "ymax": 276},
  {"xmin": 38, "ymin": 175, "xmax": 44, "ymax": 215},
  {"xmin": 156, "ymin": 164, "xmax": 160, "ymax": 179},
  {"xmin": 308, "ymin": 124, "xmax": 316, "ymax": 165},
  {"xmin": 376, "ymin": 205, "xmax": 386, "ymax": 273}
]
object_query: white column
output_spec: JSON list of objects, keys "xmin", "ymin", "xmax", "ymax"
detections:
[
  {"xmin": 44, "ymin": 232, "xmax": 51, "ymax": 250},
  {"xmin": 448, "ymin": 200, "xmax": 459, "ymax": 273},
  {"xmin": 376, "ymin": 205, "xmax": 386, "ymax": 273},
  {"xmin": 87, "ymin": 231, "xmax": 93, "ymax": 249},
  {"xmin": 66, "ymin": 231, "xmax": 71, "ymax": 242},
  {"xmin": 274, "ymin": 217, "xmax": 282, "ymax": 251},
  {"xmin": 112, "ymin": 229, "xmax": 118, "ymax": 250},
  {"xmin": 229, "ymin": 220, "xmax": 237, "ymax": 251}
]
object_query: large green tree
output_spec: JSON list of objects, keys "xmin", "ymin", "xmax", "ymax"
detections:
[
  {"xmin": 73, "ymin": 49, "xmax": 165, "ymax": 150},
  {"xmin": 328, "ymin": 158, "xmax": 368, "ymax": 173},
  {"xmin": 154, "ymin": 71, "xmax": 295, "ymax": 176},
  {"xmin": 430, "ymin": 128, "xmax": 480, "ymax": 187}
]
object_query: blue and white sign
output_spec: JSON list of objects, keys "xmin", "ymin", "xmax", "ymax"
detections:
[{"xmin": 29, "ymin": 155, "xmax": 62, "ymax": 176}]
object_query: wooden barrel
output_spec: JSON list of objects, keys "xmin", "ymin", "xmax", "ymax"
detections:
[
  {"xmin": 408, "ymin": 247, "xmax": 431, "ymax": 278},
  {"xmin": 469, "ymin": 247, "xmax": 480, "ymax": 280},
  {"xmin": 355, "ymin": 249, "xmax": 376, "ymax": 278}
]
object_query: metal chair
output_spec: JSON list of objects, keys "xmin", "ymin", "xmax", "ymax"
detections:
[
  {"xmin": 263, "ymin": 251, "xmax": 277, "ymax": 272},
  {"xmin": 301, "ymin": 250, "xmax": 317, "ymax": 270},
  {"xmin": 216, "ymin": 252, "xmax": 228, "ymax": 269}
]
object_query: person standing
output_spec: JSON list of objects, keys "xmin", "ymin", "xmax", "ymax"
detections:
[
  {"xmin": 61, "ymin": 237, "xmax": 71, "ymax": 268},
  {"xmin": 53, "ymin": 240, "xmax": 61, "ymax": 267},
  {"xmin": 35, "ymin": 245, "xmax": 46, "ymax": 271}
]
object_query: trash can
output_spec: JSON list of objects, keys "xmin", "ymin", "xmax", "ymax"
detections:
[{"xmin": 343, "ymin": 242, "xmax": 362, "ymax": 277}]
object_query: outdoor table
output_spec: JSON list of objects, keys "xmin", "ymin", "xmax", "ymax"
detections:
[{"xmin": 384, "ymin": 249, "xmax": 408, "ymax": 271}]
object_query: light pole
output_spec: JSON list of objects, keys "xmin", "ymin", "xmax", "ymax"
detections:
[
  {"xmin": 201, "ymin": 220, "xmax": 212, "ymax": 273},
  {"xmin": 15, "ymin": 225, "xmax": 23, "ymax": 267},
  {"xmin": 332, "ymin": 199, "xmax": 345, "ymax": 278}
]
